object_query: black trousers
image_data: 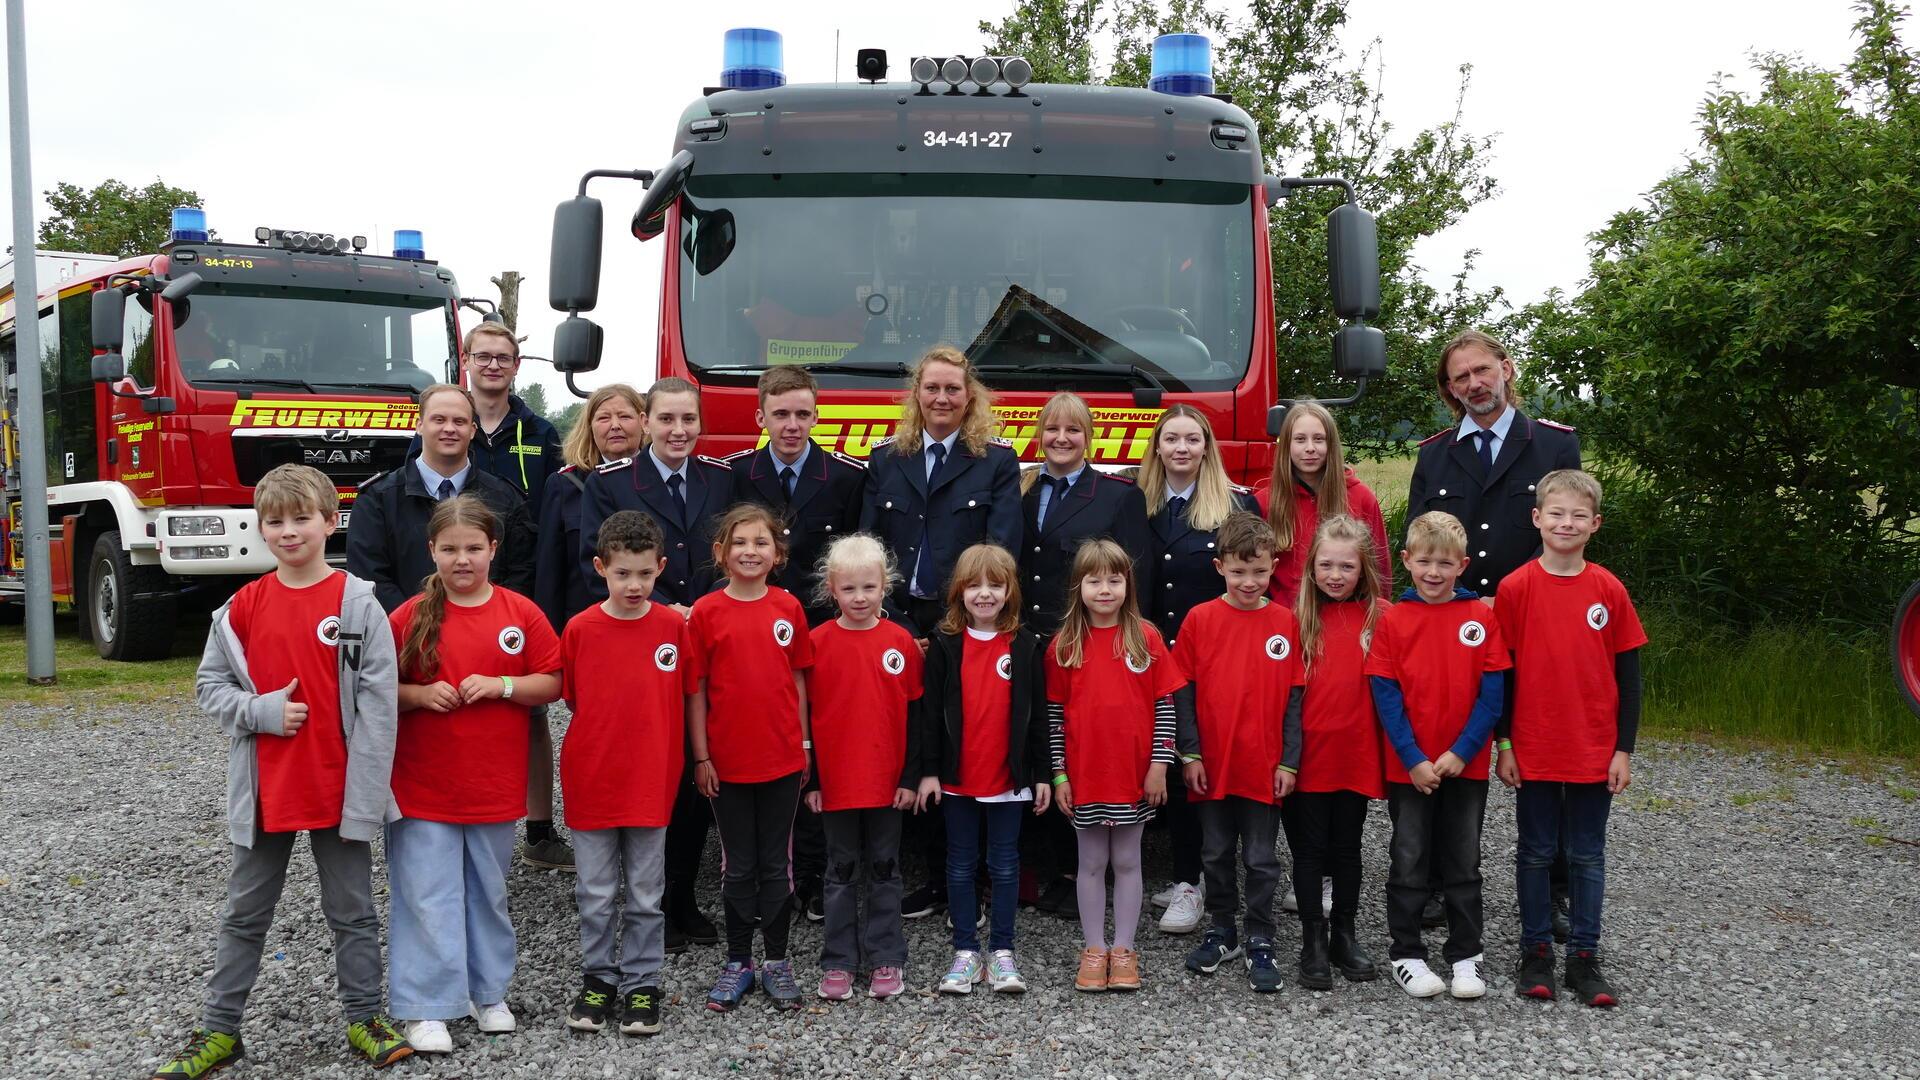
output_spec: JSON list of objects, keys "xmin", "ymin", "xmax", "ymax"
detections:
[
  {"xmin": 1280, "ymin": 789, "xmax": 1369, "ymax": 923},
  {"xmin": 1386, "ymin": 779, "xmax": 1486, "ymax": 964},
  {"xmin": 1164, "ymin": 768, "xmax": 1205, "ymax": 885},
  {"xmin": 903, "ymin": 596, "xmax": 949, "ymax": 890},
  {"xmin": 664, "ymin": 774, "xmax": 710, "ymax": 913},
  {"xmin": 709, "ymin": 772, "xmax": 803, "ymax": 961}
]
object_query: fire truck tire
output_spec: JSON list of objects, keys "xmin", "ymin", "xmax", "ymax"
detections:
[
  {"xmin": 1895, "ymin": 579, "xmax": 1920, "ymax": 719},
  {"xmin": 86, "ymin": 531, "xmax": 176, "ymax": 662}
]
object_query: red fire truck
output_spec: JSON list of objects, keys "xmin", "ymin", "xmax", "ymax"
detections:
[
  {"xmin": 542, "ymin": 29, "xmax": 1384, "ymax": 481},
  {"xmin": 0, "ymin": 210, "xmax": 465, "ymax": 660}
]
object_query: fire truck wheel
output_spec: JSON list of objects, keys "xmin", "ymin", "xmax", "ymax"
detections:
[
  {"xmin": 87, "ymin": 531, "xmax": 176, "ymax": 662},
  {"xmin": 1895, "ymin": 579, "xmax": 1920, "ymax": 719}
]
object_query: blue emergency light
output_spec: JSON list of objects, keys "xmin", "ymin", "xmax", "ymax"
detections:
[
  {"xmin": 169, "ymin": 206, "xmax": 209, "ymax": 244},
  {"xmin": 393, "ymin": 229, "xmax": 425, "ymax": 260},
  {"xmin": 722, "ymin": 27, "xmax": 786, "ymax": 89},
  {"xmin": 1149, "ymin": 33, "xmax": 1214, "ymax": 96}
]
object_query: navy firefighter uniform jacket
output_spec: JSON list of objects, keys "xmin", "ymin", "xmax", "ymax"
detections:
[
  {"xmin": 725, "ymin": 443, "xmax": 867, "ymax": 626},
  {"xmin": 1143, "ymin": 485, "xmax": 1259, "ymax": 646},
  {"xmin": 859, "ymin": 435, "xmax": 1023, "ymax": 631},
  {"xmin": 1404, "ymin": 408, "xmax": 1582, "ymax": 595},
  {"xmin": 1018, "ymin": 468, "xmax": 1151, "ymax": 636},
  {"xmin": 408, "ymin": 393, "xmax": 561, "ymax": 510},
  {"xmin": 532, "ymin": 465, "xmax": 590, "ymax": 633},
  {"xmin": 577, "ymin": 450, "xmax": 735, "ymax": 608}
]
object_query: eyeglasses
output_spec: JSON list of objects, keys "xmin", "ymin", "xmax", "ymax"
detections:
[{"xmin": 467, "ymin": 352, "xmax": 517, "ymax": 369}]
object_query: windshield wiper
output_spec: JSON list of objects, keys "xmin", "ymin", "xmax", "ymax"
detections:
[
  {"xmin": 197, "ymin": 375, "xmax": 325, "ymax": 394},
  {"xmin": 973, "ymin": 362, "xmax": 1167, "ymax": 394},
  {"xmin": 699, "ymin": 361, "xmax": 911, "ymax": 379}
]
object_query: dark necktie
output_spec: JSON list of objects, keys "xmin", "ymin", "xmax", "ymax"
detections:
[
  {"xmin": 912, "ymin": 444, "xmax": 949, "ymax": 597},
  {"xmin": 666, "ymin": 472, "xmax": 687, "ymax": 523},
  {"xmin": 779, "ymin": 466, "xmax": 796, "ymax": 503},
  {"xmin": 436, "ymin": 478, "xmax": 454, "ymax": 501},
  {"xmin": 1042, "ymin": 475, "xmax": 1071, "ymax": 530},
  {"xmin": 1475, "ymin": 429, "xmax": 1495, "ymax": 471},
  {"xmin": 1168, "ymin": 494, "xmax": 1188, "ymax": 521}
]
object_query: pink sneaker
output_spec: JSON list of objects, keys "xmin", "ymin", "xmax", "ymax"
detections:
[
  {"xmin": 817, "ymin": 969, "xmax": 855, "ymax": 1000},
  {"xmin": 868, "ymin": 966, "xmax": 906, "ymax": 999}
]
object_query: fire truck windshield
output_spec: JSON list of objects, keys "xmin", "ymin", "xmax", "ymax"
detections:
[
  {"xmin": 676, "ymin": 173, "xmax": 1255, "ymax": 393},
  {"xmin": 172, "ymin": 284, "xmax": 455, "ymax": 395}
]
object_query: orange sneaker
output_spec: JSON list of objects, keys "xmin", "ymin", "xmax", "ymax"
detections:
[
  {"xmin": 1075, "ymin": 947, "xmax": 1110, "ymax": 992},
  {"xmin": 1107, "ymin": 947, "xmax": 1142, "ymax": 991}
]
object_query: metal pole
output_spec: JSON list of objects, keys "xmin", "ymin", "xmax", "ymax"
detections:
[{"xmin": 6, "ymin": 0, "xmax": 57, "ymax": 684}]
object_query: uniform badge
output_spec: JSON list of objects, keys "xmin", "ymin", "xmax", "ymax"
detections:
[
  {"xmin": 655, "ymin": 643, "xmax": 679, "ymax": 671},
  {"xmin": 1264, "ymin": 634, "xmax": 1293, "ymax": 661},
  {"xmin": 316, "ymin": 615, "xmax": 341, "ymax": 646},
  {"xmin": 1458, "ymin": 620, "xmax": 1486, "ymax": 647},
  {"xmin": 882, "ymin": 647, "xmax": 907, "ymax": 675},
  {"xmin": 995, "ymin": 653, "xmax": 1013, "ymax": 680},
  {"xmin": 1586, "ymin": 603, "xmax": 1609, "ymax": 630},
  {"xmin": 499, "ymin": 626, "xmax": 526, "ymax": 655},
  {"xmin": 773, "ymin": 618, "xmax": 795, "ymax": 646}
]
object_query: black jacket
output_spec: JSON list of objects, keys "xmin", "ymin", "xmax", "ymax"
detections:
[
  {"xmin": 1143, "ymin": 487, "xmax": 1260, "ymax": 645},
  {"xmin": 918, "ymin": 628, "xmax": 1052, "ymax": 790},
  {"xmin": 532, "ymin": 465, "xmax": 590, "ymax": 633},
  {"xmin": 1405, "ymin": 410, "xmax": 1582, "ymax": 595},
  {"xmin": 1017, "ymin": 468, "xmax": 1151, "ymax": 636},
  {"xmin": 860, "ymin": 436, "xmax": 1023, "ymax": 618},
  {"xmin": 578, "ymin": 451, "xmax": 734, "ymax": 608},
  {"xmin": 408, "ymin": 394, "xmax": 561, "ymax": 509},
  {"xmin": 345, "ymin": 456, "xmax": 537, "ymax": 613},
  {"xmin": 725, "ymin": 444, "xmax": 866, "ymax": 626}
]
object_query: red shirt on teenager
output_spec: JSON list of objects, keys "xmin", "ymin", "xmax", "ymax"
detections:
[
  {"xmin": 1495, "ymin": 560, "xmax": 1648, "ymax": 783},
  {"xmin": 389, "ymin": 587, "xmax": 561, "ymax": 824},
  {"xmin": 1172, "ymin": 598, "xmax": 1307, "ymax": 805},
  {"xmin": 1363, "ymin": 595, "xmax": 1511, "ymax": 783},
  {"xmin": 1255, "ymin": 468, "xmax": 1393, "ymax": 603},
  {"xmin": 230, "ymin": 570, "xmax": 349, "ymax": 833},
  {"xmin": 1299, "ymin": 598, "xmax": 1391, "ymax": 799},
  {"xmin": 560, "ymin": 602, "xmax": 690, "ymax": 829},
  {"xmin": 951, "ymin": 631, "xmax": 1016, "ymax": 797},
  {"xmin": 1047, "ymin": 623, "xmax": 1187, "ymax": 806},
  {"xmin": 808, "ymin": 620, "xmax": 924, "ymax": 811},
  {"xmin": 685, "ymin": 587, "xmax": 816, "ymax": 784}
]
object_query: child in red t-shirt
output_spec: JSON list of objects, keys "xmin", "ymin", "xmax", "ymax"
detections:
[
  {"xmin": 1493, "ymin": 470, "xmax": 1645, "ymax": 1007},
  {"xmin": 803, "ymin": 534, "xmax": 924, "ymax": 1002},
  {"xmin": 559, "ymin": 511, "xmax": 688, "ymax": 1037},
  {"xmin": 1288, "ymin": 513, "xmax": 1392, "ymax": 990},
  {"xmin": 159, "ymin": 465, "xmax": 409, "ymax": 1077},
  {"xmin": 1048, "ymin": 539, "xmax": 1186, "ymax": 993},
  {"xmin": 1171, "ymin": 512, "xmax": 1304, "ymax": 993},
  {"xmin": 386, "ymin": 496, "xmax": 561, "ymax": 1053},
  {"xmin": 1365, "ymin": 511, "xmax": 1511, "ymax": 1002},
  {"xmin": 685, "ymin": 504, "xmax": 816, "ymax": 1012}
]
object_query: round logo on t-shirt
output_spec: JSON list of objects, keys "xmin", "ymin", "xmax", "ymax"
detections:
[
  {"xmin": 995, "ymin": 653, "xmax": 1013, "ymax": 680},
  {"xmin": 654, "ymin": 643, "xmax": 678, "ymax": 671},
  {"xmin": 772, "ymin": 618, "xmax": 795, "ymax": 646},
  {"xmin": 1264, "ymin": 634, "xmax": 1292, "ymax": 661},
  {"xmin": 882, "ymin": 647, "xmax": 907, "ymax": 675},
  {"xmin": 1457, "ymin": 620, "xmax": 1486, "ymax": 647},
  {"xmin": 1586, "ymin": 603, "xmax": 1609, "ymax": 630},
  {"xmin": 499, "ymin": 625, "xmax": 526, "ymax": 655},
  {"xmin": 1359, "ymin": 628, "xmax": 1374, "ymax": 653},
  {"xmin": 1125, "ymin": 651, "xmax": 1151, "ymax": 674},
  {"xmin": 316, "ymin": 615, "xmax": 341, "ymax": 647}
]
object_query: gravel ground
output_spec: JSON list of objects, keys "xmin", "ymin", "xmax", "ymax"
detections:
[{"xmin": 2, "ymin": 696, "xmax": 1917, "ymax": 1080}]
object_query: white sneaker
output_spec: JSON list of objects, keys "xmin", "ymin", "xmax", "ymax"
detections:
[
  {"xmin": 1150, "ymin": 881, "xmax": 1180, "ymax": 910},
  {"xmin": 405, "ymin": 1019, "xmax": 452, "ymax": 1053},
  {"xmin": 1391, "ymin": 958, "xmax": 1447, "ymax": 999},
  {"xmin": 1158, "ymin": 882, "xmax": 1203, "ymax": 934},
  {"xmin": 1321, "ymin": 877, "xmax": 1334, "ymax": 918},
  {"xmin": 469, "ymin": 1000, "xmax": 516, "ymax": 1033},
  {"xmin": 1450, "ymin": 955, "xmax": 1487, "ymax": 999}
]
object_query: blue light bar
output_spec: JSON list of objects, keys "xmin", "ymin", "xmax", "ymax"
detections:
[
  {"xmin": 721, "ymin": 27, "xmax": 785, "ymax": 89},
  {"xmin": 1149, "ymin": 33, "xmax": 1214, "ymax": 96},
  {"xmin": 393, "ymin": 229, "xmax": 425, "ymax": 260},
  {"xmin": 169, "ymin": 206, "xmax": 209, "ymax": 244}
]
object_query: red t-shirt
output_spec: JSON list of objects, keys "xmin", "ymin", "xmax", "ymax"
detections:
[
  {"xmin": 951, "ymin": 631, "xmax": 1016, "ymax": 798},
  {"xmin": 1299, "ymin": 598, "xmax": 1390, "ymax": 799},
  {"xmin": 1047, "ymin": 623, "xmax": 1187, "ymax": 806},
  {"xmin": 1495, "ymin": 560, "xmax": 1648, "ymax": 783},
  {"xmin": 685, "ymin": 587, "xmax": 816, "ymax": 784},
  {"xmin": 230, "ymin": 570, "xmax": 349, "ymax": 833},
  {"xmin": 808, "ymin": 620, "xmax": 924, "ymax": 810},
  {"xmin": 389, "ymin": 587, "xmax": 561, "ymax": 823},
  {"xmin": 1171, "ymin": 598, "xmax": 1307, "ymax": 805},
  {"xmin": 1255, "ymin": 469, "xmax": 1394, "ymax": 603},
  {"xmin": 560, "ymin": 603, "xmax": 690, "ymax": 829},
  {"xmin": 1363, "ymin": 596, "xmax": 1511, "ymax": 783}
]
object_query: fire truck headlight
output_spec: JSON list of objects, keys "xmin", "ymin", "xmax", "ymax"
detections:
[
  {"xmin": 167, "ymin": 516, "xmax": 226, "ymax": 537},
  {"xmin": 171, "ymin": 545, "xmax": 230, "ymax": 561},
  {"xmin": 1001, "ymin": 56, "xmax": 1032, "ymax": 89}
]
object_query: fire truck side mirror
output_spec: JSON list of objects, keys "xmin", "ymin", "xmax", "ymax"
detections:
[
  {"xmin": 161, "ymin": 272, "xmax": 202, "ymax": 303},
  {"xmin": 91, "ymin": 350, "xmax": 125, "ymax": 384},
  {"xmin": 1327, "ymin": 203, "xmax": 1380, "ymax": 321},
  {"xmin": 1332, "ymin": 323, "xmax": 1387, "ymax": 380},
  {"xmin": 552, "ymin": 315, "xmax": 604, "ymax": 374},
  {"xmin": 91, "ymin": 285, "xmax": 127, "ymax": 353},
  {"xmin": 632, "ymin": 150, "xmax": 694, "ymax": 242},
  {"xmin": 550, "ymin": 197, "xmax": 604, "ymax": 313}
]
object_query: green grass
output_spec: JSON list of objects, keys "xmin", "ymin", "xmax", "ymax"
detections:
[{"xmin": 0, "ymin": 611, "xmax": 203, "ymax": 709}]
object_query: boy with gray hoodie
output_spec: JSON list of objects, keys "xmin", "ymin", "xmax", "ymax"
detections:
[{"xmin": 152, "ymin": 465, "xmax": 410, "ymax": 1079}]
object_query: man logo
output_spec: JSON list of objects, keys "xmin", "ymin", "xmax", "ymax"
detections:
[
  {"xmin": 882, "ymin": 648, "xmax": 906, "ymax": 675},
  {"xmin": 1458, "ymin": 620, "xmax": 1486, "ymax": 647},
  {"xmin": 995, "ymin": 653, "xmax": 1013, "ymax": 681},
  {"xmin": 1264, "ymin": 634, "xmax": 1292, "ymax": 661},
  {"xmin": 1125, "ymin": 652, "xmax": 1151, "ymax": 674},
  {"xmin": 499, "ymin": 626, "xmax": 525, "ymax": 655},
  {"xmin": 655, "ymin": 643, "xmax": 679, "ymax": 671},
  {"xmin": 316, "ymin": 615, "xmax": 341, "ymax": 646},
  {"xmin": 1586, "ymin": 603, "xmax": 1609, "ymax": 630},
  {"xmin": 773, "ymin": 619, "xmax": 795, "ymax": 646}
]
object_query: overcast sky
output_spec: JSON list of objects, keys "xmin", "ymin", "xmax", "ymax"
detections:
[{"xmin": 1, "ymin": 0, "xmax": 1867, "ymax": 405}]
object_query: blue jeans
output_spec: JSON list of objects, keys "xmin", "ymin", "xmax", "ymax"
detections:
[
  {"xmin": 385, "ymin": 818, "xmax": 517, "ymax": 1020},
  {"xmin": 1515, "ymin": 781, "xmax": 1611, "ymax": 952},
  {"xmin": 943, "ymin": 796, "xmax": 1024, "ymax": 953}
]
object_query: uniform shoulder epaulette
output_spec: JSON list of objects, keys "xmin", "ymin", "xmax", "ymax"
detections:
[
  {"xmin": 1536, "ymin": 418, "xmax": 1576, "ymax": 433},
  {"xmin": 1229, "ymin": 482, "xmax": 1253, "ymax": 495},
  {"xmin": 828, "ymin": 449, "xmax": 868, "ymax": 470},
  {"xmin": 1104, "ymin": 469, "xmax": 1136, "ymax": 484},
  {"xmin": 556, "ymin": 463, "xmax": 577, "ymax": 475},
  {"xmin": 720, "ymin": 447, "xmax": 756, "ymax": 463},
  {"xmin": 356, "ymin": 469, "xmax": 391, "ymax": 491},
  {"xmin": 596, "ymin": 455, "xmax": 634, "ymax": 474},
  {"xmin": 1417, "ymin": 427, "xmax": 1454, "ymax": 447},
  {"xmin": 697, "ymin": 453, "xmax": 732, "ymax": 470},
  {"xmin": 989, "ymin": 435, "xmax": 1014, "ymax": 448},
  {"xmin": 868, "ymin": 435, "xmax": 895, "ymax": 451}
]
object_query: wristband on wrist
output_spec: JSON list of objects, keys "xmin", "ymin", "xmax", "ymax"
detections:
[
  {"xmin": 1179, "ymin": 753, "xmax": 1203, "ymax": 764},
  {"xmin": 1277, "ymin": 764, "xmax": 1298, "ymax": 774},
  {"xmin": 1051, "ymin": 773, "xmax": 1068, "ymax": 787},
  {"xmin": 1496, "ymin": 738, "xmax": 1513, "ymax": 752},
  {"xmin": 500, "ymin": 675, "xmax": 514, "ymax": 700},
  {"xmin": 694, "ymin": 757, "xmax": 712, "ymax": 765}
]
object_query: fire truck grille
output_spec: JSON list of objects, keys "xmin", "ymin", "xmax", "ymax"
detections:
[{"xmin": 233, "ymin": 434, "xmax": 411, "ymax": 489}]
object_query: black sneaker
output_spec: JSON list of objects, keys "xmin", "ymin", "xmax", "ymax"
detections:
[
  {"xmin": 677, "ymin": 906, "xmax": 720, "ymax": 946},
  {"xmin": 619, "ymin": 986, "xmax": 663, "ymax": 1035},
  {"xmin": 1551, "ymin": 896, "xmax": 1572, "ymax": 944},
  {"xmin": 568, "ymin": 977, "xmax": 616, "ymax": 1032},
  {"xmin": 1185, "ymin": 927, "xmax": 1243, "ymax": 974},
  {"xmin": 804, "ymin": 889, "xmax": 825, "ymax": 924},
  {"xmin": 1563, "ymin": 950, "xmax": 1617, "ymax": 1007},
  {"xmin": 1246, "ymin": 937, "xmax": 1283, "ymax": 993},
  {"xmin": 901, "ymin": 884, "xmax": 945, "ymax": 920},
  {"xmin": 1515, "ymin": 942, "xmax": 1556, "ymax": 1000},
  {"xmin": 665, "ymin": 921, "xmax": 688, "ymax": 955},
  {"xmin": 1035, "ymin": 877, "xmax": 1077, "ymax": 920},
  {"xmin": 521, "ymin": 834, "xmax": 576, "ymax": 872},
  {"xmin": 1421, "ymin": 891, "xmax": 1446, "ymax": 928}
]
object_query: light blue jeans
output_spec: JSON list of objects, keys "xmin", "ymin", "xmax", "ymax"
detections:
[{"xmin": 385, "ymin": 817, "xmax": 517, "ymax": 1020}]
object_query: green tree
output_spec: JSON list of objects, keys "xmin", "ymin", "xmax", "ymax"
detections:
[
  {"xmin": 1523, "ymin": 0, "xmax": 1920, "ymax": 625},
  {"xmin": 520, "ymin": 381, "xmax": 551, "ymax": 420},
  {"xmin": 36, "ymin": 179, "xmax": 204, "ymax": 256},
  {"xmin": 552, "ymin": 401, "xmax": 585, "ymax": 441},
  {"xmin": 981, "ymin": 0, "xmax": 1506, "ymax": 454}
]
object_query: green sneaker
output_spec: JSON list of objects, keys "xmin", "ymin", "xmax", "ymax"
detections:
[
  {"xmin": 347, "ymin": 1014, "xmax": 414, "ymax": 1069},
  {"xmin": 152, "ymin": 1029, "xmax": 242, "ymax": 1079}
]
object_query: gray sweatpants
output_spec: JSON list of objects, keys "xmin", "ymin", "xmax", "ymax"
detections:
[
  {"xmin": 202, "ymin": 827, "xmax": 382, "ymax": 1032},
  {"xmin": 573, "ymin": 826, "xmax": 668, "ymax": 992},
  {"xmin": 820, "ymin": 807, "xmax": 907, "ymax": 972},
  {"xmin": 1198, "ymin": 796, "xmax": 1283, "ymax": 942}
]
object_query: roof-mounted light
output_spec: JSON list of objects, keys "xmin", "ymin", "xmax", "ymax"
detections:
[
  {"xmin": 721, "ymin": 27, "xmax": 785, "ymax": 89},
  {"xmin": 910, "ymin": 54, "xmax": 1033, "ymax": 95},
  {"xmin": 1149, "ymin": 32, "xmax": 1214, "ymax": 96},
  {"xmin": 169, "ymin": 206, "xmax": 209, "ymax": 244},
  {"xmin": 393, "ymin": 229, "xmax": 425, "ymax": 260}
]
